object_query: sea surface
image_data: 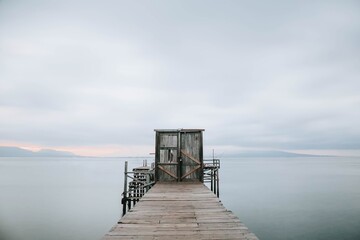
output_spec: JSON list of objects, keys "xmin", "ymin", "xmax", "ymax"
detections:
[{"xmin": 0, "ymin": 157, "xmax": 360, "ymax": 240}]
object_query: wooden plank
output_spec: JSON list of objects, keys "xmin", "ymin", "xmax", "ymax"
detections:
[{"xmin": 103, "ymin": 183, "xmax": 259, "ymax": 240}]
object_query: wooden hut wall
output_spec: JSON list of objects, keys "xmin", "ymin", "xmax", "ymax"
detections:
[
  {"xmin": 180, "ymin": 131, "xmax": 203, "ymax": 182},
  {"xmin": 155, "ymin": 129, "xmax": 204, "ymax": 182},
  {"xmin": 155, "ymin": 131, "xmax": 179, "ymax": 182}
]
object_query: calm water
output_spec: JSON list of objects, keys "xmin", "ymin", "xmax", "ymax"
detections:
[{"xmin": 0, "ymin": 157, "xmax": 360, "ymax": 240}]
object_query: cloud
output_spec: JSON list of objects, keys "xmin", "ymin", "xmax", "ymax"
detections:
[{"xmin": 0, "ymin": 0, "xmax": 359, "ymax": 156}]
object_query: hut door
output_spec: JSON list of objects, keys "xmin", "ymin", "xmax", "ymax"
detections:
[
  {"xmin": 157, "ymin": 133, "xmax": 178, "ymax": 181},
  {"xmin": 180, "ymin": 132, "xmax": 202, "ymax": 181}
]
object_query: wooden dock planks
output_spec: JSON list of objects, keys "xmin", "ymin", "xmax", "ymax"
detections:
[{"xmin": 102, "ymin": 182, "xmax": 259, "ymax": 240}]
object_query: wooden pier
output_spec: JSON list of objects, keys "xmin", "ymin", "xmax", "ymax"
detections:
[
  {"xmin": 102, "ymin": 182, "xmax": 259, "ymax": 240},
  {"xmin": 103, "ymin": 129, "xmax": 258, "ymax": 239}
]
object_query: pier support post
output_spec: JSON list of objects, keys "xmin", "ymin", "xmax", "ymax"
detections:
[
  {"xmin": 213, "ymin": 170, "xmax": 217, "ymax": 195},
  {"xmin": 216, "ymin": 169, "xmax": 220, "ymax": 197},
  {"xmin": 122, "ymin": 161, "xmax": 128, "ymax": 216},
  {"xmin": 210, "ymin": 169, "xmax": 213, "ymax": 191}
]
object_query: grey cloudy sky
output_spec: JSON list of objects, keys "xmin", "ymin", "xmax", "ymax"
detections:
[{"xmin": 1, "ymin": 0, "xmax": 359, "ymax": 156}]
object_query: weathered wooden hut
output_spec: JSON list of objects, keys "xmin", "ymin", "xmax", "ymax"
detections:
[
  {"xmin": 104, "ymin": 129, "xmax": 259, "ymax": 240},
  {"xmin": 154, "ymin": 129, "xmax": 204, "ymax": 182}
]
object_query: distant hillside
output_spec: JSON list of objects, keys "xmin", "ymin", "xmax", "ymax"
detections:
[
  {"xmin": 0, "ymin": 146, "xmax": 34, "ymax": 157},
  {"xmin": 0, "ymin": 146, "xmax": 77, "ymax": 157},
  {"xmin": 220, "ymin": 150, "xmax": 327, "ymax": 158},
  {"xmin": 35, "ymin": 149, "xmax": 77, "ymax": 157}
]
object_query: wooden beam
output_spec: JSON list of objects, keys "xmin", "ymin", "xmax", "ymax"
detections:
[
  {"xmin": 158, "ymin": 165, "xmax": 178, "ymax": 179},
  {"xmin": 181, "ymin": 165, "xmax": 201, "ymax": 179},
  {"xmin": 181, "ymin": 150, "xmax": 201, "ymax": 165}
]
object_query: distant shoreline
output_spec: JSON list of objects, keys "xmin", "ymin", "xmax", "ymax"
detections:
[{"xmin": 0, "ymin": 146, "xmax": 350, "ymax": 158}]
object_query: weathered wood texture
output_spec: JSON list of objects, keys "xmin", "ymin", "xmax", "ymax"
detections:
[
  {"xmin": 103, "ymin": 183, "xmax": 259, "ymax": 240},
  {"xmin": 155, "ymin": 129, "xmax": 204, "ymax": 182}
]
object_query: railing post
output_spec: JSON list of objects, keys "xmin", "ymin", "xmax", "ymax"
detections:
[
  {"xmin": 210, "ymin": 169, "xmax": 214, "ymax": 191},
  {"xmin": 216, "ymin": 168, "xmax": 220, "ymax": 197},
  {"xmin": 122, "ymin": 161, "xmax": 128, "ymax": 216},
  {"xmin": 213, "ymin": 171, "xmax": 217, "ymax": 195}
]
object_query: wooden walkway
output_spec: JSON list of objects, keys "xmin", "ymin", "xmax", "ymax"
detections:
[{"xmin": 102, "ymin": 182, "xmax": 259, "ymax": 240}]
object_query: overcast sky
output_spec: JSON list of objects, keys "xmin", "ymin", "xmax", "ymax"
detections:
[{"xmin": 1, "ymin": 0, "xmax": 359, "ymax": 157}]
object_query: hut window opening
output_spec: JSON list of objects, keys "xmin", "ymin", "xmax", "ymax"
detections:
[{"xmin": 160, "ymin": 149, "xmax": 177, "ymax": 163}]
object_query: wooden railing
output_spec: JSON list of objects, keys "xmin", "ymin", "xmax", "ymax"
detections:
[{"xmin": 203, "ymin": 158, "xmax": 221, "ymax": 197}]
